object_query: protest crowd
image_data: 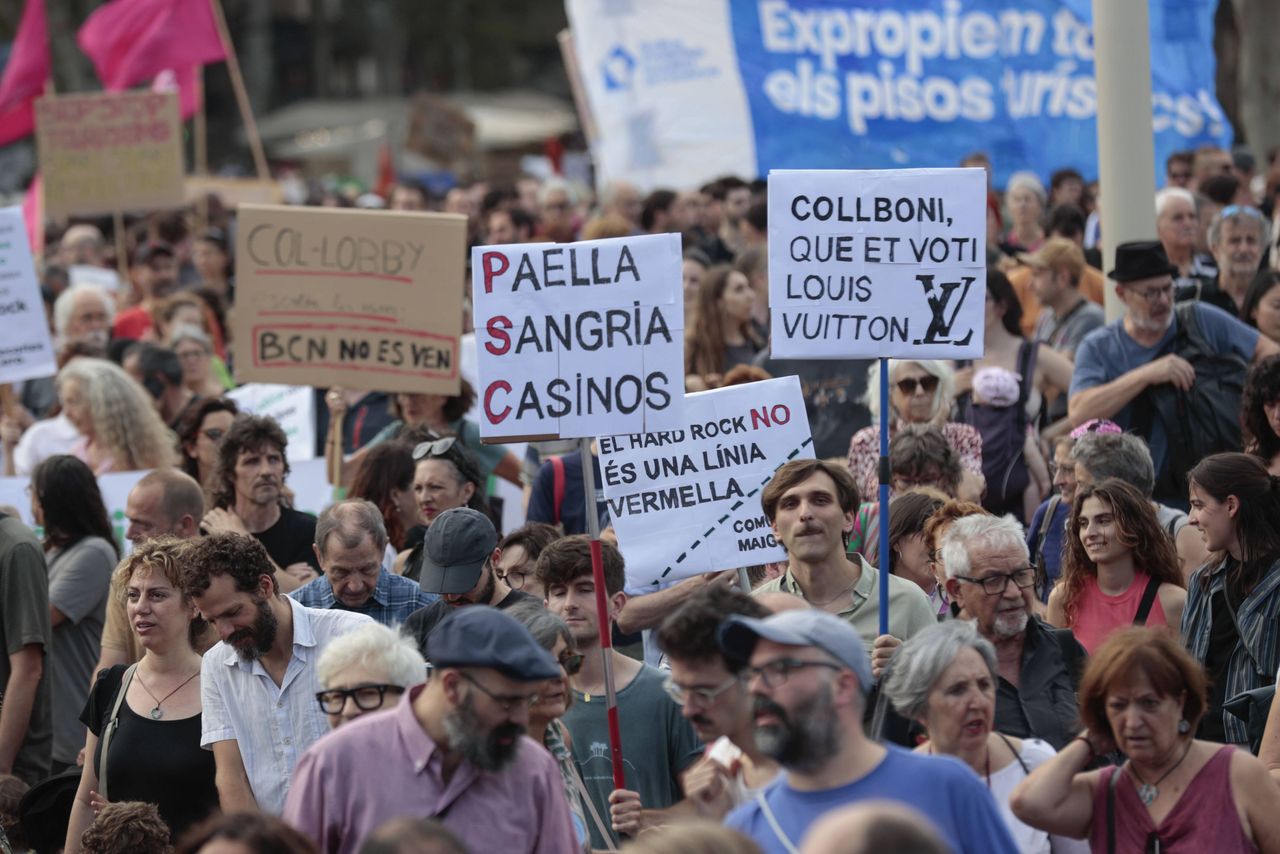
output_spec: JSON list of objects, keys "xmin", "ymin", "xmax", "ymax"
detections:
[{"xmin": 4, "ymin": 12, "xmax": 1280, "ymax": 854}]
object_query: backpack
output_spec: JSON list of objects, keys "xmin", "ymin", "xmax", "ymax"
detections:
[
  {"xmin": 1137, "ymin": 303, "xmax": 1248, "ymax": 500},
  {"xmin": 957, "ymin": 340, "xmax": 1039, "ymax": 521}
]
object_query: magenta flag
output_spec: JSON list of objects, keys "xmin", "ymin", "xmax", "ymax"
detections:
[
  {"xmin": 0, "ymin": 0, "xmax": 50, "ymax": 145},
  {"xmin": 78, "ymin": 0, "xmax": 226, "ymax": 91}
]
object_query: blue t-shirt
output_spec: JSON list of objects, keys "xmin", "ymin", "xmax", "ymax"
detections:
[
  {"xmin": 725, "ymin": 746, "xmax": 1019, "ymax": 854},
  {"xmin": 1026, "ymin": 496, "xmax": 1071, "ymax": 602},
  {"xmin": 1069, "ymin": 302, "xmax": 1257, "ymax": 474}
]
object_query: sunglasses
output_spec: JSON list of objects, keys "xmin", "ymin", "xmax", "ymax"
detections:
[
  {"xmin": 412, "ymin": 436, "xmax": 457, "ymax": 460},
  {"xmin": 896, "ymin": 376, "xmax": 940, "ymax": 396},
  {"xmin": 1221, "ymin": 204, "xmax": 1264, "ymax": 220}
]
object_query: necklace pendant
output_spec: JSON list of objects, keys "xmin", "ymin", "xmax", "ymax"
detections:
[
  {"xmin": 149, "ymin": 706, "xmax": 163, "ymax": 720},
  {"xmin": 1138, "ymin": 783, "xmax": 1157, "ymax": 806}
]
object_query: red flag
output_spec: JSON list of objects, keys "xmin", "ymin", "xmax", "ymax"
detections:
[
  {"xmin": 0, "ymin": 0, "xmax": 50, "ymax": 145},
  {"xmin": 77, "ymin": 0, "xmax": 226, "ymax": 91}
]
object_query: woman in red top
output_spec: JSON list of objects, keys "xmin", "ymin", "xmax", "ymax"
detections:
[{"xmin": 1046, "ymin": 479, "xmax": 1185, "ymax": 654}]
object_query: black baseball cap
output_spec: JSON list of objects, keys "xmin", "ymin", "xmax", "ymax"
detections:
[
  {"xmin": 427, "ymin": 607, "xmax": 560, "ymax": 681},
  {"xmin": 420, "ymin": 507, "xmax": 497, "ymax": 595}
]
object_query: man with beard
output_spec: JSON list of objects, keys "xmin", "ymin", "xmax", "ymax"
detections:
[
  {"xmin": 202, "ymin": 415, "xmax": 321, "ymax": 592},
  {"xmin": 717, "ymin": 609, "xmax": 1018, "ymax": 854},
  {"xmin": 403, "ymin": 508, "xmax": 538, "ymax": 659},
  {"xmin": 1069, "ymin": 241, "xmax": 1276, "ymax": 501},
  {"xmin": 939, "ymin": 514, "xmax": 1083, "ymax": 750},
  {"xmin": 282, "ymin": 607, "xmax": 576, "ymax": 854},
  {"xmin": 655, "ymin": 587, "xmax": 780, "ymax": 820},
  {"xmin": 183, "ymin": 532, "xmax": 372, "ymax": 814},
  {"xmin": 538, "ymin": 535, "xmax": 702, "ymax": 849}
]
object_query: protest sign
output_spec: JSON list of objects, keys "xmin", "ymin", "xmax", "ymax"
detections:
[
  {"xmin": 185, "ymin": 176, "xmax": 284, "ymax": 207},
  {"xmin": 567, "ymin": 0, "xmax": 1227, "ymax": 189},
  {"xmin": 35, "ymin": 91, "xmax": 183, "ymax": 218},
  {"xmin": 233, "ymin": 204, "xmax": 466, "ymax": 395},
  {"xmin": 471, "ymin": 233, "xmax": 684, "ymax": 441},
  {"xmin": 768, "ymin": 167, "xmax": 987, "ymax": 360},
  {"xmin": 599, "ymin": 376, "xmax": 812, "ymax": 589},
  {"xmin": 227, "ymin": 383, "xmax": 317, "ymax": 463},
  {"xmin": 0, "ymin": 207, "xmax": 57, "ymax": 384},
  {"xmin": 69, "ymin": 265, "xmax": 122, "ymax": 293}
]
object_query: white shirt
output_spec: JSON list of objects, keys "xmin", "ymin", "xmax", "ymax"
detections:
[
  {"xmin": 13, "ymin": 413, "xmax": 80, "ymax": 476},
  {"xmin": 988, "ymin": 737, "xmax": 1090, "ymax": 854},
  {"xmin": 200, "ymin": 596, "xmax": 372, "ymax": 814}
]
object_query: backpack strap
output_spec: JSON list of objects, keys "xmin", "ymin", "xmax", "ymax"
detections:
[
  {"xmin": 1034, "ymin": 495, "xmax": 1062, "ymax": 597},
  {"xmin": 550, "ymin": 455, "xmax": 566, "ymax": 526},
  {"xmin": 1132, "ymin": 576, "xmax": 1162, "ymax": 625},
  {"xmin": 1015, "ymin": 339, "xmax": 1040, "ymax": 432},
  {"xmin": 99, "ymin": 663, "xmax": 139, "ymax": 802}
]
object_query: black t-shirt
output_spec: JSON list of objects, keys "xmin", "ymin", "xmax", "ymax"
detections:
[
  {"xmin": 404, "ymin": 589, "xmax": 539, "ymax": 661},
  {"xmin": 255, "ymin": 507, "xmax": 321, "ymax": 573},
  {"xmin": 82, "ymin": 665, "xmax": 218, "ymax": 839},
  {"xmin": 1201, "ymin": 571, "xmax": 1244, "ymax": 742}
]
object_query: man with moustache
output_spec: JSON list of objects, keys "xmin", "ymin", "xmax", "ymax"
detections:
[
  {"xmin": 402, "ymin": 508, "xmax": 538, "ymax": 659},
  {"xmin": 283, "ymin": 607, "xmax": 575, "ymax": 854},
  {"xmin": 182, "ymin": 533, "xmax": 372, "ymax": 814},
  {"xmin": 717, "ymin": 609, "xmax": 1017, "ymax": 854}
]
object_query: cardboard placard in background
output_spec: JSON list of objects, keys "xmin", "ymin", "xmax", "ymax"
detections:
[
  {"xmin": 36, "ymin": 91, "xmax": 184, "ymax": 219},
  {"xmin": 600, "ymin": 376, "xmax": 813, "ymax": 589},
  {"xmin": 768, "ymin": 167, "xmax": 987, "ymax": 360},
  {"xmin": 0, "ymin": 207, "xmax": 57, "ymax": 383},
  {"xmin": 226, "ymin": 383, "xmax": 317, "ymax": 462},
  {"xmin": 471, "ymin": 233, "xmax": 685, "ymax": 441},
  {"xmin": 232, "ymin": 205, "xmax": 466, "ymax": 395}
]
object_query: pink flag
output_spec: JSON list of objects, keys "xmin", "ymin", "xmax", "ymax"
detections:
[
  {"xmin": 21, "ymin": 173, "xmax": 42, "ymax": 254},
  {"xmin": 0, "ymin": 0, "xmax": 50, "ymax": 145},
  {"xmin": 78, "ymin": 0, "xmax": 226, "ymax": 91},
  {"xmin": 153, "ymin": 66, "xmax": 202, "ymax": 120}
]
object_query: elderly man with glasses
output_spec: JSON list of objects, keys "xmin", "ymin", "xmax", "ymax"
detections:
[{"xmin": 939, "ymin": 514, "xmax": 1085, "ymax": 751}]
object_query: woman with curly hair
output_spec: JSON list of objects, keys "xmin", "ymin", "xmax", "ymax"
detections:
[
  {"xmin": 1046, "ymin": 478, "xmax": 1185, "ymax": 654},
  {"xmin": 684, "ymin": 264, "xmax": 764, "ymax": 391},
  {"xmin": 56, "ymin": 358, "xmax": 178, "ymax": 473},
  {"xmin": 1241, "ymin": 352, "xmax": 1280, "ymax": 475}
]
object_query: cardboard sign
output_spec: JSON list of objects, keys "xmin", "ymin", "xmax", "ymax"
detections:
[
  {"xmin": 0, "ymin": 207, "xmax": 57, "ymax": 383},
  {"xmin": 233, "ymin": 205, "xmax": 466, "ymax": 395},
  {"xmin": 471, "ymin": 234, "xmax": 685, "ymax": 441},
  {"xmin": 226, "ymin": 383, "xmax": 317, "ymax": 462},
  {"xmin": 36, "ymin": 91, "xmax": 184, "ymax": 219},
  {"xmin": 768, "ymin": 167, "xmax": 987, "ymax": 359},
  {"xmin": 600, "ymin": 376, "xmax": 813, "ymax": 589},
  {"xmin": 185, "ymin": 176, "xmax": 284, "ymax": 207}
]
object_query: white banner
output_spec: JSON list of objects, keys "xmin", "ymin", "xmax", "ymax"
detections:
[
  {"xmin": 226, "ymin": 383, "xmax": 317, "ymax": 462},
  {"xmin": 0, "ymin": 207, "xmax": 57, "ymax": 384},
  {"xmin": 768, "ymin": 167, "xmax": 987, "ymax": 360},
  {"xmin": 600, "ymin": 377, "xmax": 813, "ymax": 589},
  {"xmin": 471, "ymin": 234, "xmax": 685, "ymax": 441}
]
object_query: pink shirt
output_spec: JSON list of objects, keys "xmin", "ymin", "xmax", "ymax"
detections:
[
  {"xmin": 283, "ymin": 684, "xmax": 576, "ymax": 854},
  {"xmin": 1072, "ymin": 573, "xmax": 1167, "ymax": 655}
]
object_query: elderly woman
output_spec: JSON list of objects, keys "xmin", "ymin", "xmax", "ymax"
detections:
[
  {"xmin": 56, "ymin": 358, "xmax": 178, "ymax": 473},
  {"xmin": 314, "ymin": 622, "xmax": 425, "ymax": 729},
  {"xmin": 169, "ymin": 325, "xmax": 231, "ymax": 398},
  {"xmin": 64, "ymin": 538, "xmax": 218, "ymax": 850},
  {"xmin": 885, "ymin": 620, "xmax": 1087, "ymax": 853},
  {"xmin": 1242, "ymin": 353, "xmax": 1280, "ymax": 475},
  {"xmin": 507, "ymin": 601, "xmax": 595, "ymax": 853},
  {"xmin": 846, "ymin": 359, "xmax": 985, "ymax": 503},
  {"xmin": 1010, "ymin": 627, "xmax": 1280, "ymax": 852}
]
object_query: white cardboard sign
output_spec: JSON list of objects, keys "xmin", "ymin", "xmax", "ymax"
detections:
[
  {"xmin": 226, "ymin": 383, "xmax": 317, "ymax": 463},
  {"xmin": 0, "ymin": 207, "xmax": 57, "ymax": 383},
  {"xmin": 768, "ymin": 167, "xmax": 987, "ymax": 359},
  {"xmin": 599, "ymin": 376, "xmax": 813, "ymax": 589},
  {"xmin": 471, "ymin": 234, "xmax": 685, "ymax": 441}
]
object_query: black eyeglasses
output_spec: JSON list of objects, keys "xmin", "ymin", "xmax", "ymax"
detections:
[
  {"xmin": 895, "ymin": 376, "xmax": 940, "ymax": 396},
  {"xmin": 458, "ymin": 671, "xmax": 540, "ymax": 711},
  {"xmin": 502, "ymin": 568, "xmax": 531, "ymax": 591},
  {"xmin": 315, "ymin": 684, "xmax": 405, "ymax": 714},
  {"xmin": 413, "ymin": 436, "xmax": 457, "ymax": 460},
  {"xmin": 743, "ymin": 659, "xmax": 841, "ymax": 690},
  {"xmin": 953, "ymin": 567, "xmax": 1037, "ymax": 596},
  {"xmin": 558, "ymin": 652, "xmax": 583, "ymax": 676}
]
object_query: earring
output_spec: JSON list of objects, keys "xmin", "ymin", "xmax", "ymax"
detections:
[{"xmin": 1177, "ymin": 719, "xmax": 1191, "ymax": 734}]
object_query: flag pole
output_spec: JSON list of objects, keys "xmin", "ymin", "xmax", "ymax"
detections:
[
  {"xmin": 194, "ymin": 64, "xmax": 210, "ymax": 231},
  {"xmin": 208, "ymin": 0, "xmax": 269, "ymax": 180}
]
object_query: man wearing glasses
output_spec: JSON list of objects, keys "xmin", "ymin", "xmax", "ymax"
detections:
[
  {"xmin": 940, "ymin": 514, "xmax": 1084, "ymax": 751},
  {"xmin": 284, "ymin": 608, "xmax": 576, "ymax": 854},
  {"xmin": 716, "ymin": 608, "xmax": 1018, "ymax": 854}
]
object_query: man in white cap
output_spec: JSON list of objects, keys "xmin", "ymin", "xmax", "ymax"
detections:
[{"xmin": 717, "ymin": 609, "xmax": 1018, "ymax": 854}]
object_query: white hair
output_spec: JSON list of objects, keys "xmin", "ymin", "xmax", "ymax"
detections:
[
  {"xmin": 1155, "ymin": 187, "xmax": 1196, "ymax": 219},
  {"xmin": 1208, "ymin": 206, "xmax": 1272, "ymax": 251},
  {"xmin": 53, "ymin": 283, "xmax": 114, "ymax": 340},
  {"xmin": 168, "ymin": 323, "xmax": 213, "ymax": 353},
  {"xmin": 1006, "ymin": 172, "xmax": 1047, "ymax": 206},
  {"xmin": 883, "ymin": 620, "xmax": 997, "ymax": 721},
  {"xmin": 862, "ymin": 359, "xmax": 956, "ymax": 423},
  {"xmin": 316, "ymin": 622, "xmax": 426, "ymax": 690},
  {"xmin": 939, "ymin": 514, "xmax": 1027, "ymax": 580}
]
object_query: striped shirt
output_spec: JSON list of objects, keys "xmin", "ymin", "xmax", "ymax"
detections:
[
  {"xmin": 289, "ymin": 568, "xmax": 437, "ymax": 628},
  {"xmin": 1182, "ymin": 556, "xmax": 1280, "ymax": 744}
]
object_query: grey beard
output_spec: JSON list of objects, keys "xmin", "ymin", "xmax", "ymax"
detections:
[
  {"xmin": 993, "ymin": 608, "xmax": 1029, "ymax": 639},
  {"xmin": 753, "ymin": 684, "xmax": 842, "ymax": 773}
]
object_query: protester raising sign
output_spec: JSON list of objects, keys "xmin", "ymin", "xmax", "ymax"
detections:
[
  {"xmin": 233, "ymin": 205, "xmax": 466, "ymax": 395},
  {"xmin": 471, "ymin": 234, "xmax": 684, "ymax": 441},
  {"xmin": 35, "ymin": 91, "xmax": 184, "ymax": 218},
  {"xmin": 0, "ymin": 207, "xmax": 56, "ymax": 384},
  {"xmin": 599, "ymin": 377, "xmax": 812, "ymax": 589},
  {"xmin": 768, "ymin": 167, "xmax": 987, "ymax": 360}
]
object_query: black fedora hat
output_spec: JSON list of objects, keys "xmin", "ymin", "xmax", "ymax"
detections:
[{"xmin": 1107, "ymin": 240, "xmax": 1177, "ymax": 283}]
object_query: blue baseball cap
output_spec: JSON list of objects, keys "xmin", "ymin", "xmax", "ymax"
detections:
[
  {"xmin": 427, "ymin": 606, "xmax": 560, "ymax": 681},
  {"xmin": 717, "ymin": 609, "xmax": 873, "ymax": 695}
]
